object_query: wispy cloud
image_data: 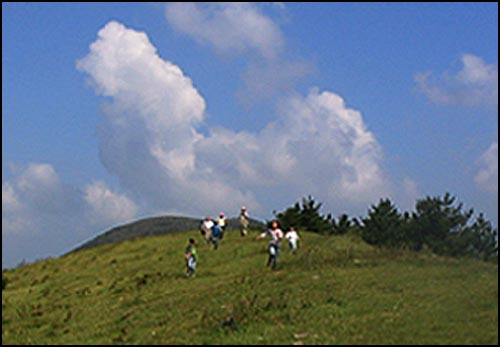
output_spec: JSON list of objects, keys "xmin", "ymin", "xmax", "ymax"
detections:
[
  {"xmin": 84, "ymin": 181, "xmax": 139, "ymax": 226},
  {"xmin": 475, "ymin": 141, "xmax": 498, "ymax": 194},
  {"xmin": 239, "ymin": 58, "xmax": 313, "ymax": 106},
  {"xmin": 415, "ymin": 54, "xmax": 498, "ymax": 108},
  {"xmin": 166, "ymin": 3, "xmax": 284, "ymax": 60},
  {"xmin": 166, "ymin": 2, "xmax": 313, "ymax": 105}
]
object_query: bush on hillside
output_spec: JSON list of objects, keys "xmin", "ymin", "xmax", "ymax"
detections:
[
  {"xmin": 359, "ymin": 193, "xmax": 498, "ymax": 261},
  {"xmin": 275, "ymin": 194, "xmax": 497, "ymax": 262}
]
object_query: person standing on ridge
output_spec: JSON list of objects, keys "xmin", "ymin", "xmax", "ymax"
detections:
[{"xmin": 239, "ymin": 206, "xmax": 250, "ymax": 236}]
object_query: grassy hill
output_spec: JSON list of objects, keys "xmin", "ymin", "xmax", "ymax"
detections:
[{"xmin": 2, "ymin": 228, "xmax": 498, "ymax": 345}]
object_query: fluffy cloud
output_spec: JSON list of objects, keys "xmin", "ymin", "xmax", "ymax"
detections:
[
  {"xmin": 195, "ymin": 88, "xmax": 388, "ymax": 208},
  {"xmin": 2, "ymin": 163, "xmax": 138, "ymax": 265},
  {"xmin": 77, "ymin": 21, "xmax": 260, "ymax": 215},
  {"xmin": 415, "ymin": 54, "xmax": 498, "ymax": 107},
  {"xmin": 165, "ymin": 2, "xmax": 284, "ymax": 59},
  {"xmin": 475, "ymin": 141, "xmax": 498, "ymax": 194},
  {"xmin": 269, "ymin": 89, "xmax": 386, "ymax": 204},
  {"xmin": 77, "ymin": 21, "xmax": 388, "ymax": 218}
]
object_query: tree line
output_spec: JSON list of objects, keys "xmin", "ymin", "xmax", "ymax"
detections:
[{"xmin": 273, "ymin": 194, "xmax": 498, "ymax": 262}]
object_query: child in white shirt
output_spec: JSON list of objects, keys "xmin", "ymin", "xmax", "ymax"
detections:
[
  {"xmin": 285, "ymin": 226, "xmax": 300, "ymax": 253},
  {"xmin": 201, "ymin": 216, "xmax": 214, "ymax": 244}
]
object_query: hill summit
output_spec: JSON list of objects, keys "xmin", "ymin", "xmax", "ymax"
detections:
[{"xmin": 70, "ymin": 215, "xmax": 265, "ymax": 254}]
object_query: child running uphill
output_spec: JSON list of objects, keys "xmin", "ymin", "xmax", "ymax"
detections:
[
  {"xmin": 184, "ymin": 238, "xmax": 198, "ymax": 277},
  {"xmin": 256, "ymin": 221, "xmax": 284, "ymax": 270},
  {"xmin": 217, "ymin": 212, "xmax": 227, "ymax": 239},
  {"xmin": 210, "ymin": 223, "xmax": 222, "ymax": 250},
  {"xmin": 200, "ymin": 216, "xmax": 214, "ymax": 244},
  {"xmin": 285, "ymin": 226, "xmax": 300, "ymax": 253}
]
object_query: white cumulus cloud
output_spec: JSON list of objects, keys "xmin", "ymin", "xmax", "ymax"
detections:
[
  {"xmin": 77, "ymin": 21, "xmax": 260, "ymax": 215},
  {"xmin": 276, "ymin": 89, "xmax": 387, "ymax": 205},
  {"xmin": 77, "ymin": 21, "xmax": 389, "ymax": 218}
]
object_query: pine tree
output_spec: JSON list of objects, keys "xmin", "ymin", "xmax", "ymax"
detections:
[
  {"xmin": 413, "ymin": 193, "xmax": 474, "ymax": 256},
  {"xmin": 361, "ymin": 198, "xmax": 405, "ymax": 248},
  {"xmin": 469, "ymin": 213, "xmax": 498, "ymax": 261},
  {"xmin": 332, "ymin": 214, "xmax": 352, "ymax": 235}
]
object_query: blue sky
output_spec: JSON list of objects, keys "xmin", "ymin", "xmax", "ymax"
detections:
[{"xmin": 2, "ymin": 3, "xmax": 498, "ymax": 268}]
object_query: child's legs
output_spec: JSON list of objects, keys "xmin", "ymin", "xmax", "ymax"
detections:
[
  {"xmin": 205, "ymin": 231, "xmax": 212, "ymax": 243},
  {"xmin": 187, "ymin": 257, "xmax": 196, "ymax": 273},
  {"xmin": 269, "ymin": 244, "xmax": 279, "ymax": 269},
  {"xmin": 271, "ymin": 254, "xmax": 277, "ymax": 269}
]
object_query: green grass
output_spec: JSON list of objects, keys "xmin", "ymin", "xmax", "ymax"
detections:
[{"xmin": 2, "ymin": 230, "xmax": 498, "ymax": 344}]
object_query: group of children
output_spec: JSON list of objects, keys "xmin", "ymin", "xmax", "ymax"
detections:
[
  {"xmin": 200, "ymin": 213, "xmax": 227, "ymax": 250},
  {"xmin": 257, "ymin": 221, "xmax": 299, "ymax": 270},
  {"xmin": 185, "ymin": 212, "xmax": 228, "ymax": 277},
  {"xmin": 184, "ymin": 207, "xmax": 300, "ymax": 277}
]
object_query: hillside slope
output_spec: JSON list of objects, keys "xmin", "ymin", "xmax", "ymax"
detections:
[{"xmin": 2, "ymin": 229, "xmax": 498, "ymax": 345}]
